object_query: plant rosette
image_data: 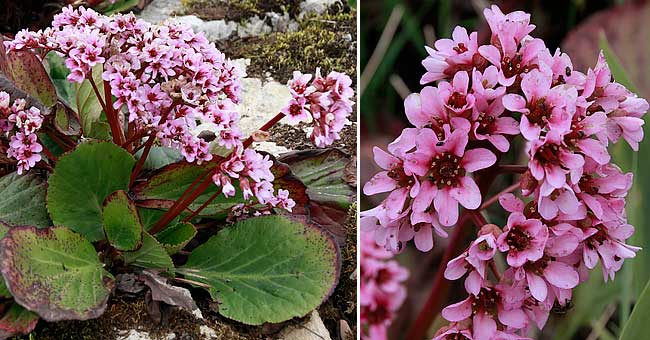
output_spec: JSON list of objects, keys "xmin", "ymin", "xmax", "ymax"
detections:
[
  {"xmin": 0, "ymin": 5, "xmax": 355, "ymax": 338},
  {"xmin": 361, "ymin": 5, "xmax": 647, "ymax": 340}
]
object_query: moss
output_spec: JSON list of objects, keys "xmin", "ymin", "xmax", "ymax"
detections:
[
  {"xmin": 180, "ymin": 0, "xmax": 301, "ymax": 22},
  {"xmin": 218, "ymin": 9, "xmax": 357, "ymax": 83}
]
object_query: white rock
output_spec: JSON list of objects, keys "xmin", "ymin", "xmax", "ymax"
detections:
[
  {"xmin": 174, "ymin": 15, "xmax": 238, "ymax": 41},
  {"xmin": 138, "ymin": 0, "xmax": 183, "ymax": 23},
  {"xmin": 200, "ymin": 325, "xmax": 219, "ymax": 339},
  {"xmin": 278, "ymin": 311, "xmax": 332, "ymax": 340},
  {"xmin": 238, "ymin": 16, "xmax": 273, "ymax": 38},
  {"xmin": 253, "ymin": 141, "xmax": 291, "ymax": 156},
  {"xmin": 237, "ymin": 78, "xmax": 300, "ymax": 137},
  {"xmin": 299, "ymin": 0, "xmax": 340, "ymax": 17}
]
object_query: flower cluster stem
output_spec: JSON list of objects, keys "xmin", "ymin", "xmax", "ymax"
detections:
[{"xmin": 242, "ymin": 112, "xmax": 285, "ymax": 148}]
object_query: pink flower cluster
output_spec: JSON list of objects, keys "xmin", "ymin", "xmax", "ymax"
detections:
[
  {"xmin": 0, "ymin": 91, "xmax": 44, "ymax": 174},
  {"xmin": 6, "ymin": 6, "xmax": 242, "ymax": 164},
  {"xmin": 5, "ymin": 6, "xmax": 298, "ymax": 208},
  {"xmin": 362, "ymin": 5, "xmax": 647, "ymax": 339},
  {"xmin": 360, "ymin": 232, "xmax": 408, "ymax": 340},
  {"xmin": 281, "ymin": 69, "xmax": 355, "ymax": 147}
]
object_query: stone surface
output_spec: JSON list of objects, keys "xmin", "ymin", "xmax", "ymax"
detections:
[
  {"xmin": 117, "ymin": 330, "xmax": 176, "ymax": 340},
  {"xmin": 277, "ymin": 311, "xmax": 332, "ymax": 340},
  {"xmin": 137, "ymin": 0, "xmax": 183, "ymax": 23}
]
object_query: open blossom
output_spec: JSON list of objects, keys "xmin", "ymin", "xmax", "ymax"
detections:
[
  {"xmin": 281, "ymin": 69, "xmax": 355, "ymax": 147},
  {"xmin": 363, "ymin": 5, "xmax": 646, "ymax": 339},
  {"xmin": 406, "ymin": 128, "xmax": 496, "ymax": 226},
  {"xmin": 0, "ymin": 91, "xmax": 45, "ymax": 174}
]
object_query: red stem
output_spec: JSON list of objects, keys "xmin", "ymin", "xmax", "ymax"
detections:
[
  {"xmin": 103, "ymin": 80, "xmax": 125, "ymax": 145},
  {"xmin": 183, "ymin": 190, "xmax": 221, "ymax": 222},
  {"xmin": 129, "ymin": 133, "xmax": 156, "ymax": 186},
  {"xmin": 149, "ymin": 111, "xmax": 285, "ymax": 233},
  {"xmin": 405, "ymin": 218, "xmax": 468, "ymax": 340},
  {"xmin": 497, "ymin": 164, "xmax": 527, "ymax": 174},
  {"xmin": 479, "ymin": 182, "xmax": 521, "ymax": 211}
]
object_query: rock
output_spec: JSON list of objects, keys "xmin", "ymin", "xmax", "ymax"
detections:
[
  {"xmin": 253, "ymin": 141, "xmax": 290, "ymax": 156},
  {"xmin": 277, "ymin": 311, "xmax": 332, "ymax": 340},
  {"xmin": 117, "ymin": 329, "xmax": 176, "ymax": 340},
  {"xmin": 199, "ymin": 325, "xmax": 219, "ymax": 339},
  {"xmin": 236, "ymin": 78, "xmax": 298, "ymax": 137},
  {"xmin": 238, "ymin": 16, "xmax": 273, "ymax": 38},
  {"xmin": 138, "ymin": 0, "xmax": 183, "ymax": 24},
  {"xmin": 174, "ymin": 15, "xmax": 238, "ymax": 41},
  {"xmin": 299, "ymin": 0, "xmax": 341, "ymax": 17}
]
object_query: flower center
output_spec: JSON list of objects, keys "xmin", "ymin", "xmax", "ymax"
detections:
[
  {"xmin": 506, "ymin": 226, "xmax": 532, "ymax": 251},
  {"xmin": 453, "ymin": 43, "xmax": 468, "ymax": 54},
  {"xmin": 523, "ymin": 255, "xmax": 550, "ymax": 276},
  {"xmin": 448, "ymin": 92, "xmax": 467, "ymax": 109},
  {"xmin": 429, "ymin": 153, "xmax": 464, "ymax": 187},
  {"xmin": 527, "ymin": 98, "xmax": 552, "ymax": 126},
  {"xmin": 444, "ymin": 333, "xmax": 471, "ymax": 340},
  {"xmin": 501, "ymin": 53, "xmax": 533, "ymax": 79},
  {"xmin": 387, "ymin": 167, "xmax": 415, "ymax": 188},
  {"xmin": 534, "ymin": 144, "xmax": 561, "ymax": 165},
  {"xmin": 472, "ymin": 288, "xmax": 500, "ymax": 316},
  {"xmin": 475, "ymin": 112, "xmax": 496, "ymax": 133}
]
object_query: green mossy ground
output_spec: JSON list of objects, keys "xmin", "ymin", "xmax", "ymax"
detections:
[
  {"xmin": 220, "ymin": 9, "xmax": 357, "ymax": 83},
  {"xmin": 179, "ymin": 0, "xmax": 302, "ymax": 22}
]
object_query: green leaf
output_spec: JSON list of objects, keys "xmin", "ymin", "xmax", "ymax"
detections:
[
  {"xmin": 138, "ymin": 208, "xmax": 177, "ymax": 232},
  {"xmin": 179, "ymin": 215, "xmax": 340, "ymax": 325},
  {"xmin": 102, "ymin": 190, "xmax": 143, "ymax": 251},
  {"xmin": 0, "ymin": 39, "xmax": 57, "ymax": 107},
  {"xmin": 101, "ymin": 0, "xmax": 139, "ymax": 15},
  {"xmin": 279, "ymin": 149, "xmax": 354, "ymax": 211},
  {"xmin": 123, "ymin": 232, "xmax": 174, "ymax": 274},
  {"xmin": 74, "ymin": 65, "xmax": 105, "ymax": 138},
  {"xmin": 47, "ymin": 142, "xmax": 135, "ymax": 242},
  {"xmin": 0, "ymin": 172, "xmax": 50, "ymax": 228},
  {"xmin": 45, "ymin": 52, "xmax": 75, "ymax": 105},
  {"xmin": 0, "ymin": 226, "xmax": 114, "ymax": 321},
  {"xmin": 598, "ymin": 33, "xmax": 637, "ymax": 93},
  {"xmin": 0, "ymin": 222, "xmax": 12, "ymax": 299},
  {"xmin": 132, "ymin": 160, "xmax": 243, "ymax": 218},
  {"xmin": 620, "ymin": 278, "xmax": 650, "ymax": 340},
  {"xmin": 0, "ymin": 303, "xmax": 39, "ymax": 339},
  {"xmin": 155, "ymin": 222, "xmax": 197, "ymax": 255},
  {"xmin": 135, "ymin": 147, "xmax": 183, "ymax": 171}
]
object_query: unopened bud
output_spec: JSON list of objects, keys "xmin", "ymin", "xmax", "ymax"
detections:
[
  {"xmin": 478, "ymin": 223, "xmax": 502, "ymax": 237},
  {"xmin": 252, "ymin": 130, "xmax": 270, "ymax": 142},
  {"xmin": 520, "ymin": 169, "xmax": 537, "ymax": 195}
]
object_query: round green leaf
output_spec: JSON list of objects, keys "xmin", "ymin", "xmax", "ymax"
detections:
[
  {"xmin": 47, "ymin": 142, "xmax": 135, "ymax": 242},
  {"xmin": 0, "ymin": 226, "xmax": 114, "ymax": 321},
  {"xmin": 123, "ymin": 232, "xmax": 174, "ymax": 274},
  {"xmin": 179, "ymin": 215, "xmax": 340, "ymax": 325},
  {"xmin": 0, "ymin": 172, "xmax": 50, "ymax": 228},
  {"xmin": 155, "ymin": 222, "xmax": 197, "ymax": 255},
  {"xmin": 102, "ymin": 190, "xmax": 142, "ymax": 251}
]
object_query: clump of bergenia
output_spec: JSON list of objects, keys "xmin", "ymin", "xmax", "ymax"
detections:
[
  {"xmin": 0, "ymin": 5, "xmax": 353, "ymax": 336},
  {"xmin": 360, "ymin": 232, "xmax": 408, "ymax": 339},
  {"xmin": 362, "ymin": 5, "xmax": 646, "ymax": 340}
]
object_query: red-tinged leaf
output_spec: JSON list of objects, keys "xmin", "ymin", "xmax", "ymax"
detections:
[
  {"xmin": 0, "ymin": 303, "xmax": 39, "ymax": 340},
  {"xmin": 0, "ymin": 226, "xmax": 114, "ymax": 321},
  {"xmin": 0, "ymin": 36, "xmax": 57, "ymax": 108}
]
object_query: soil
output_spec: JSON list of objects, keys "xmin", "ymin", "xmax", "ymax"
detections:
[{"xmin": 269, "ymin": 122, "xmax": 357, "ymax": 156}]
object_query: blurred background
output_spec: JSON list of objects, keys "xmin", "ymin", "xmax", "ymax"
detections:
[{"xmin": 360, "ymin": 0, "xmax": 650, "ymax": 339}]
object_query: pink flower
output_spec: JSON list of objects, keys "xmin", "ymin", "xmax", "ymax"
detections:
[
  {"xmin": 502, "ymin": 69, "xmax": 575, "ymax": 141},
  {"xmin": 420, "ymin": 26, "xmax": 481, "ymax": 84},
  {"xmin": 497, "ymin": 213, "xmax": 548, "ymax": 267},
  {"xmin": 471, "ymin": 94, "xmax": 519, "ymax": 152},
  {"xmin": 442, "ymin": 284, "xmax": 527, "ymax": 340},
  {"xmin": 528, "ymin": 129, "xmax": 584, "ymax": 190},
  {"xmin": 406, "ymin": 128, "xmax": 496, "ymax": 226}
]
